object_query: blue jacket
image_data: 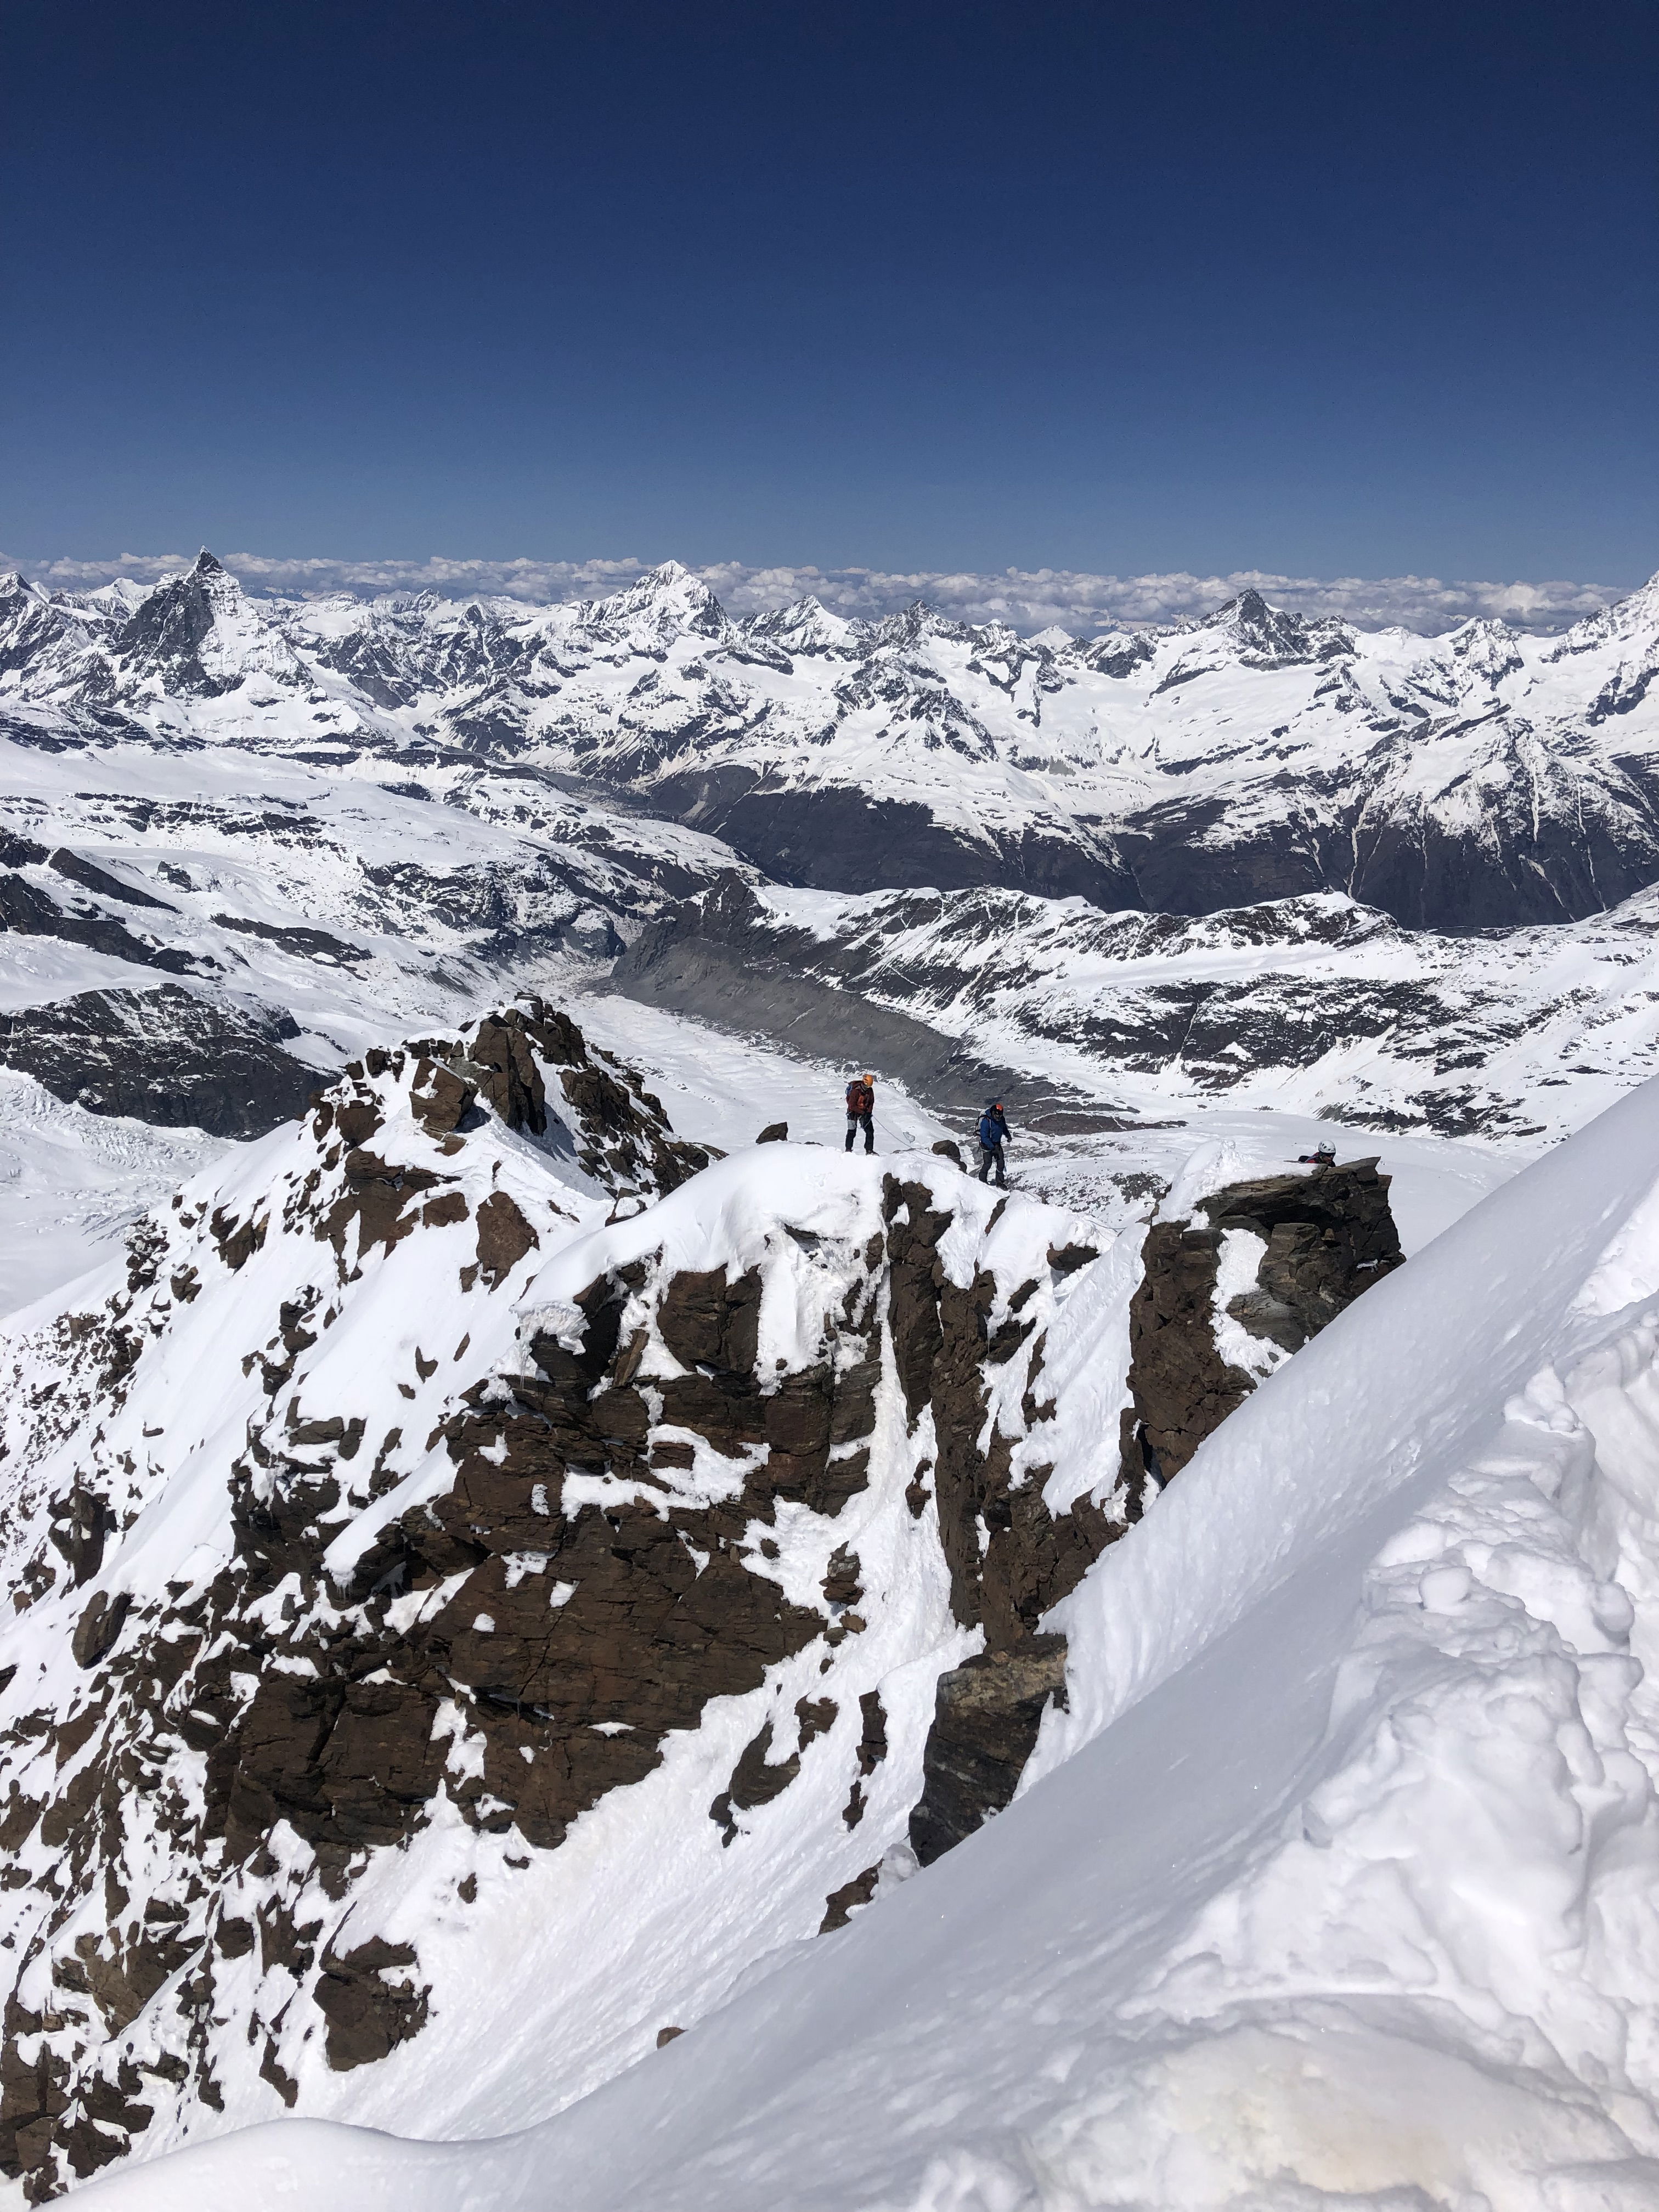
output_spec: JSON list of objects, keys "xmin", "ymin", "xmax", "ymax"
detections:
[{"xmin": 979, "ymin": 1107, "xmax": 1009, "ymax": 1149}]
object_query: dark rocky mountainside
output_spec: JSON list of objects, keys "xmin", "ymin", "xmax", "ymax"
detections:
[
  {"xmin": 0, "ymin": 1001, "xmax": 1131, "ymax": 2197},
  {"xmin": 0, "ymin": 988, "xmax": 321, "ymax": 1138}
]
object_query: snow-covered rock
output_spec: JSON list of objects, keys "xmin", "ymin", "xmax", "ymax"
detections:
[
  {"xmin": 73, "ymin": 1069, "xmax": 1659, "ymax": 2212},
  {"xmin": 0, "ymin": 1005, "xmax": 1129, "ymax": 2199}
]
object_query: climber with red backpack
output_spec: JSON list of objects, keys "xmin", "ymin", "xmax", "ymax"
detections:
[{"xmin": 845, "ymin": 1071, "xmax": 876, "ymax": 1154}]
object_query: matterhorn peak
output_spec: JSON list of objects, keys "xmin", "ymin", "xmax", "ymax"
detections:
[{"xmin": 580, "ymin": 558, "xmax": 732, "ymax": 645}]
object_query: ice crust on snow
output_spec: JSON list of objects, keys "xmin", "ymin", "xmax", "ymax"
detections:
[{"xmin": 74, "ymin": 1074, "xmax": 1659, "ymax": 2212}]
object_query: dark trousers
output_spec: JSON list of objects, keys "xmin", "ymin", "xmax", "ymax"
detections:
[
  {"xmin": 978, "ymin": 1139, "xmax": 1006, "ymax": 1186},
  {"xmin": 845, "ymin": 1110, "xmax": 873, "ymax": 1154}
]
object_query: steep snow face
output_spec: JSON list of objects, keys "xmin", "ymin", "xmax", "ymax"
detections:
[
  {"xmin": 7, "ymin": 556, "xmax": 1659, "ymax": 929},
  {"xmin": 76, "ymin": 1076, "xmax": 1659, "ymax": 2212},
  {"xmin": 0, "ymin": 1002, "xmax": 1130, "ymax": 2200},
  {"xmin": 617, "ymin": 873, "xmax": 1659, "ymax": 1142}
]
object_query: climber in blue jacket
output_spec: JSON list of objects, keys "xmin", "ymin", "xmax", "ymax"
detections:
[{"xmin": 977, "ymin": 1099, "xmax": 1011, "ymax": 1187}]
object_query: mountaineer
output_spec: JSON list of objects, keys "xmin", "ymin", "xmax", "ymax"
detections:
[
  {"xmin": 845, "ymin": 1071, "xmax": 876, "ymax": 1154},
  {"xmin": 977, "ymin": 1098, "xmax": 1011, "ymax": 1187}
]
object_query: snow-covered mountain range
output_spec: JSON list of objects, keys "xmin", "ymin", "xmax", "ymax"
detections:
[
  {"xmin": 7, "ymin": 551, "xmax": 1659, "ymax": 929},
  {"xmin": 12, "ymin": 551, "xmax": 1659, "ymax": 2205},
  {"xmin": 613, "ymin": 871, "xmax": 1659, "ymax": 1144},
  {"xmin": 9, "ymin": 548, "xmax": 1659, "ymax": 1311}
]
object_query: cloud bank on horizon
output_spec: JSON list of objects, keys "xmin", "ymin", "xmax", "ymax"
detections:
[{"xmin": 5, "ymin": 550, "xmax": 1641, "ymax": 636}]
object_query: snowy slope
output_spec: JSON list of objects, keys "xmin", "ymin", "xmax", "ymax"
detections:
[
  {"xmin": 75, "ymin": 1070, "xmax": 1659, "ymax": 2212},
  {"xmin": 0, "ymin": 1074, "xmax": 229, "ymax": 1315},
  {"xmin": 7, "ymin": 556, "xmax": 1659, "ymax": 929}
]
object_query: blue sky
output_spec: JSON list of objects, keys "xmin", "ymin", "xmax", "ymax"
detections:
[{"xmin": 2, "ymin": 0, "xmax": 1655, "ymax": 588}]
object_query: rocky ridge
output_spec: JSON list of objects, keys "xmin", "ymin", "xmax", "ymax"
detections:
[{"xmin": 0, "ymin": 1002, "xmax": 1129, "ymax": 2198}]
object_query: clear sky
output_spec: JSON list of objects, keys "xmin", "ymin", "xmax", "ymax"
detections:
[{"xmin": 3, "ymin": 0, "xmax": 1655, "ymax": 585}]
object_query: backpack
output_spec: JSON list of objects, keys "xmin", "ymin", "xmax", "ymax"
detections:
[
  {"xmin": 847, "ymin": 1080, "xmax": 871, "ymax": 1114},
  {"xmin": 978, "ymin": 1110, "xmax": 1000, "ymax": 1149}
]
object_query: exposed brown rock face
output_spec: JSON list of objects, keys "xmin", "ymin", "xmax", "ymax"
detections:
[
  {"xmin": 473, "ymin": 1192, "xmax": 539, "ymax": 1286},
  {"xmin": 409, "ymin": 997, "xmax": 709, "ymax": 1196},
  {"xmin": 909, "ymin": 1636, "xmax": 1069, "ymax": 1867},
  {"xmin": 882, "ymin": 1177, "xmax": 1116, "ymax": 1650},
  {"xmin": 313, "ymin": 1940, "xmax": 429, "ymax": 2073},
  {"xmin": 0, "ymin": 1052, "xmax": 1120, "ymax": 2199},
  {"xmin": 1119, "ymin": 1158, "xmax": 1404, "ymax": 1489},
  {"xmin": 819, "ymin": 1864, "xmax": 881, "ymax": 1932}
]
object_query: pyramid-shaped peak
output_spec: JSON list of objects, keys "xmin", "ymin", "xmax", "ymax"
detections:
[
  {"xmin": 744, "ymin": 594, "xmax": 862, "ymax": 653},
  {"xmin": 584, "ymin": 560, "xmax": 731, "ymax": 640}
]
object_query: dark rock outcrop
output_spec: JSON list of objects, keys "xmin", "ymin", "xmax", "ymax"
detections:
[
  {"xmin": 0, "ymin": 986, "xmax": 320, "ymax": 1138},
  {"xmin": 313, "ymin": 1940, "xmax": 430, "ymax": 2073},
  {"xmin": 909, "ymin": 1636, "xmax": 1069, "ymax": 1867},
  {"xmin": 1119, "ymin": 1158, "xmax": 1404, "ymax": 1488},
  {"xmin": 882, "ymin": 1176, "xmax": 1118, "ymax": 1650},
  {"xmin": 0, "ymin": 864, "xmax": 196, "ymax": 976}
]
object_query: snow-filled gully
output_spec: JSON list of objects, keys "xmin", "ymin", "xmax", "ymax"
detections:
[{"xmin": 73, "ymin": 1084, "xmax": 1659, "ymax": 2208}]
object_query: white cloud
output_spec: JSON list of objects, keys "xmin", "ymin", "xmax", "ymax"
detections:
[{"xmin": 2, "ymin": 548, "xmax": 1643, "ymax": 636}]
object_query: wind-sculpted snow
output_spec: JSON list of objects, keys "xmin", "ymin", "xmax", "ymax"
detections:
[
  {"xmin": 617, "ymin": 871, "xmax": 1659, "ymax": 1142},
  {"xmin": 74, "ymin": 1076, "xmax": 1659, "ymax": 2212},
  {"xmin": 0, "ymin": 996, "xmax": 1136, "ymax": 2200},
  {"xmin": 6, "ymin": 554, "xmax": 1659, "ymax": 929}
]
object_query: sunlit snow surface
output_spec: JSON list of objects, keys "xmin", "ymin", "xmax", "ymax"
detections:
[
  {"xmin": 71, "ymin": 1073, "xmax": 1659, "ymax": 2208},
  {"xmin": 0, "ymin": 1074, "xmax": 232, "ymax": 1313}
]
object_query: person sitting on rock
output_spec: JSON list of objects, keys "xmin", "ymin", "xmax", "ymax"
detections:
[
  {"xmin": 978, "ymin": 1099, "xmax": 1011, "ymax": 1186},
  {"xmin": 845, "ymin": 1072, "xmax": 876, "ymax": 1154}
]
